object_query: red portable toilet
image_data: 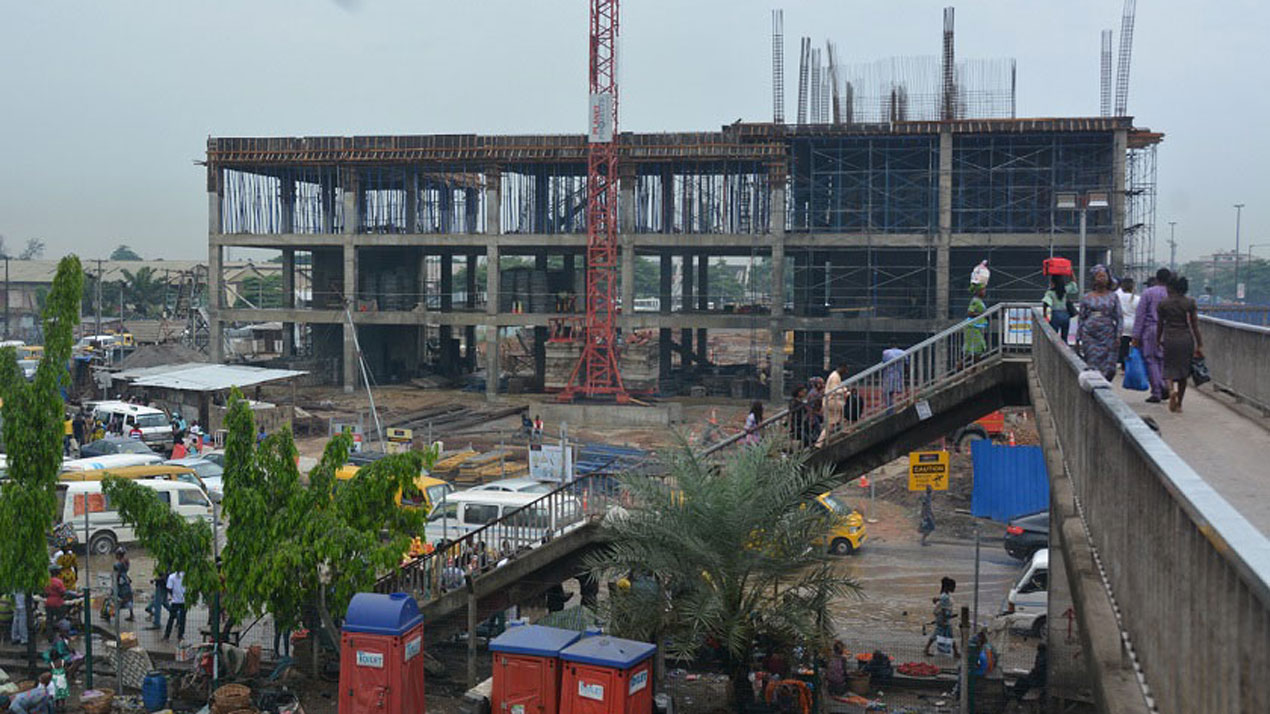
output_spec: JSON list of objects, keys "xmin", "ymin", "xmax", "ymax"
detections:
[
  {"xmin": 559, "ymin": 635, "xmax": 656, "ymax": 714},
  {"xmin": 339, "ymin": 592, "xmax": 426, "ymax": 714},
  {"xmin": 490, "ymin": 622, "xmax": 583, "ymax": 714}
]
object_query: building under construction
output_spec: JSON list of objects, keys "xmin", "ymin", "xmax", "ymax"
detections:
[{"xmin": 204, "ymin": 8, "xmax": 1162, "ymax": 401}]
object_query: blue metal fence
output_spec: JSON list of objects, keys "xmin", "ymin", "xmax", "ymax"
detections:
[{"xmin": 970, "ymin": 441, "xmax": 1049, "ymax": 522}]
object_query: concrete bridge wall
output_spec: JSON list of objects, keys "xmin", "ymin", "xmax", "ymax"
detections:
[
  {"xmin": 1199, "ymin": 314, "xmax": 1270, "ymax": 413},
  {"xmin": 1032, "ymin": 311, "xmax": 1270, "ymax": 714}
]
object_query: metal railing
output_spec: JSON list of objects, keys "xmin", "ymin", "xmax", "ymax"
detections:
[
  {"xmin": 1197, "ymin": 314, "xmax": 1270, "ymax": 413},
  {"xmin": 1031, "ymin": 308, "xmax": 1270, "ymax": 714},
  {"xmin": 373, "ymin": 474, "xmax": 625, "ymax": 598},
  {"xmin": 701, "ymin": 301, "xmax": 1037, "ymax": 456}
]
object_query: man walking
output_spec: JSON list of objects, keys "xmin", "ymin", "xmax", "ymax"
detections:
[
  {"xmin": 1133, "ymin": 268, "xmax": 1171, "ymax": 402},
  {"xmin": 163, "ymin": 571, "xmax": 186, "ymax": 642},
  {"xmin": 816, "ymin": 361, "xmax": 849, "ymax": 447}
]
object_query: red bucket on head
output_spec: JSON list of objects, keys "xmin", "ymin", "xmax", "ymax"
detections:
[{"xmin": 1043, "ymin": 258, "xmax": 1073, "ymax": 277}]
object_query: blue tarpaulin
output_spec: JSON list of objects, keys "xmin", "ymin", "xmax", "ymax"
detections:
[{"xmin": 970, "ymin": 441, "xmax": 1049, "ymax": 522}]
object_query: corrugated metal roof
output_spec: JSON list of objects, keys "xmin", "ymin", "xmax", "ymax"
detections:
[{"xmin": 114, "ymin": 362, "xmax": 305, "ymax": 392}]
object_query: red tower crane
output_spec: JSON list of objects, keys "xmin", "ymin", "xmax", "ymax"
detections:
[{"xmin": 560, "ymin": 0, "xmax": 629, "ymax": 403}]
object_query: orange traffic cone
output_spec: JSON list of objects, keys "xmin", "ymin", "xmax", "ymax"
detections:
[
  {"xmin": 858, "ymin": 476, "xmax": 870, "ymax": 488},
  {"xmin": 1008, "ymin": 431, "xmax": 1017, "ymax": 446}
]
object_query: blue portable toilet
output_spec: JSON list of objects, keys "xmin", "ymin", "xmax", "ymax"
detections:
[
  {"xmin": 339, "ymin": 593, "xmax": 426, "ymax": 714},
  {"xmin": 490, "ymin": 622, "xmax": 583, "ymax": 714}
]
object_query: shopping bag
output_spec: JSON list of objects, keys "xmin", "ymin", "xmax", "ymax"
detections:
[
  {"xmin": 1190, "ymin": 356, "xmax": 1211, "ymax": 387},
  {"xmin": 935, "ymin": 635, "xmax": 954, "ymax": 657},
  {"xmin": 1123, "ymin": 347, "xmax": 1149, "ymax": 391}
]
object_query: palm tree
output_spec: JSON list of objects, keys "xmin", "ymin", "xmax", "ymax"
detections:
[
  {"xmin": 121, "ymin": 267, "xmax": 166, "ymax": 318},
  {"xmin": 589, "ymin": 440, "xmax": 861, "ymax": 704}
]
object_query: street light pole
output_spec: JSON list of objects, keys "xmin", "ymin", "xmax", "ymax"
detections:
[
  {"xmin": 1079, "ymin": 207, "xmax": 1088, "ymax": 294},
  {"xmin": 1168, "ymin": 221, "xmax": 1178, "ymax": 274},
  {"xmin": 1234, "ymin": 204, "xmax": 1245, "ymax": 300}
]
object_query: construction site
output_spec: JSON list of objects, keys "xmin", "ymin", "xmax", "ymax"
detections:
[{"xmin": 200, "ymin": 7, "xmax": 1161, "ymax": 409}]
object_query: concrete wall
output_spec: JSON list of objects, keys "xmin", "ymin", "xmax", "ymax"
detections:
[
  {"xmin": 1198, "ymin": 315, "xmax": 1270, "ymax": 413},
  {"xmin": 1032, "ymin": 310, "xmax": 1270, "ymax": 714}
]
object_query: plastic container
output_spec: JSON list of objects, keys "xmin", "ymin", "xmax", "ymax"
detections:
[
  {"xmin": 559, "ymin": 635, "xmax": 656, "ymax": 714},
  {"xmin": 490, "ymin": 623, "xmax": 583, "ymax": 714},
  {"xmin": 142, "ymin": 672, "xmax": 168, "ymax": 712}
]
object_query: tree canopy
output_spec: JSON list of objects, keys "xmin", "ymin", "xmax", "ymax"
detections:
[
  {"xmin": 218, "ymin": 388, "xmax": 439, "ymax": 640},
  {"xmin": 589, "ymin": 440, "xmax": 860, "ymax": 694},
  {"xmin": 0, "ymin": 256, "xmax": 82, "ymax": 594},
  {"xmin": 110, "ymin": 244, "xmax": 143, "ymax": 261}
]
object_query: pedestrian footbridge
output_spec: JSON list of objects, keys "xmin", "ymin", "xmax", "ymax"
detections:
[{"xmin": 376, "ymin": 304, "xmax": 1270, "ymax": 714}]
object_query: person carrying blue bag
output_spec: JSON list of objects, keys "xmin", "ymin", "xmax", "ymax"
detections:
[{"xmin": 1123, "ymin": 346, "xmax": 1149, "ymax": 391}]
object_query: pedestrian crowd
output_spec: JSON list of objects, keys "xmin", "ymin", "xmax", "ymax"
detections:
[{"xmin": 1045, "ymin": 265, "xmax": 1205, "ymax": 413}]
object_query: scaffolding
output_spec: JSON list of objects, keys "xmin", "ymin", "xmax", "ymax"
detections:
[
  {"xmin": 952, "ymin": 133, "xmax": 1115, "ymax": 234},
  {"xmin": 1123, "ymin": 144, "xmax": 1158, "ymax": 280},
  {"xmin": 789, "ymin": 135, "xmax": 938, "ymax": 233}
]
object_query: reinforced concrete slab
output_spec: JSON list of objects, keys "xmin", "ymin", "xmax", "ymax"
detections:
[{"xmin": 536, "ymin": 401, "xmax": 682, "ymax": 428}]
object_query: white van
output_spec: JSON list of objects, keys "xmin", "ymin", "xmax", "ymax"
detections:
[
  {"xmin": 90, "ymin": 401, "xmax": 173, "ymax": 453},
  {"xmin": 1000, "ymin": 547, "xmax": 1049, "ymax": 637},
  {"xmin": 425, "ymin": 490, "xmax": 583, "ymax": 551},
  {"xmin": 61, "ymin": 453, "xmax": 163, "ymax": 472},
  {"xmin": 56, "ymin": 479, "xmax": 213, "ymax": 555}
]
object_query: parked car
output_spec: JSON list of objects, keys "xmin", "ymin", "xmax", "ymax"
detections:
[
  {"xmin": 80, "ymin": 437, "xmax": 160, "ymax": 459},
  {"xmin": 56, "ymin": 479, "xmax": 212, "ymax": 555},
  {"xmin": 61, "ymin": 453, "xmax": 163, "ymax": 472},
  {"xmin": 198, "ymin": 450, "xmax": 225, "ymax": 468},
  {"xmin": 1004, "ymin": 510, "xmax": 1049, "ymax": 560},
  {"xmin": 166, "ymin": 457, "xmax": 224, "ymax": 485},
  {"xmin": 468, "ymin": 477, "xmax": 556, "ymax": 495},
  {"xmin": 88, "ymin": 401, "xmax": 173, "ymax": 453},
  {"xmin": 1000, "ymin": 548, "xmax": 1049, "ymax": 637}
]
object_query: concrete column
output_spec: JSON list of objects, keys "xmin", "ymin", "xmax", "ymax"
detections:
[
  {"xmin": 440, "ymin": 186, "xmax": 454, "ymax": 234},
  {"xmin": 405, "ymin": 172, "xmax": 419, "ymax": 234},
  {"xmin": 485, "ymin": 169, "xmax": 502, "ymax": 235},
  {"xmin": 343, "ymin": 240, "xmax": 358, "ymax": 392},
  {"xmin": 771, "ymin": 241, "xmax": 785, "ymax": 317},
  {"xmin": 769, "ymin": 326, "xmax": 785, "ymax": 400},
  {"xmin": 769, "ymin": 165, "xmax": 787, "ymax": 236},
  {"xmin": 208, "ymin": 241, "xmax": 224, "ymax": 362},
  {"xmin": 660, "ymin": 167, "xmax": 674, "ymax": 233},
  {"xmin": 659, "ymin": 252, "xmax": 672, "ymax": 314},
  {"xmin": 696, "ymin": 253, "xmax": 708, "ymax": 364},
  {"xmin": 342, "ymin": 168, "xmax": 360, "ymax": 235},
  {"xmin": 682, "ymin": 254, "xmax": 694, "ymax": 311},
  {"xmin": 280, "ymin": 179, "xmax": 295, "ymax": 234},
  {"xmin": 486, "ymin": 244, "xmax": 500, "ymax": 315},
  {"xmin": 207, "ymin": 180, "xmax": 223, "ymax": 364},
  {"xmin": 464, "ymin": 188, "xmax": 479, "ymax": 233},
  {"xmin": 282, "ymin": 248, "xmax": 295, "ymax": 356},
  {"xmin": 464, "ymin": 326, "xmax": 477, "ymax": 371},
  {"xmin": 658, "ymin": 328, "xmax": 672, "ymax": 380},
  {"xmin": 1111, "ymin": 129, "xmax": 1128, "ymax": 271},
  {"xmin": 619, "ymin": 166, "xmax": 637, "ymax": 234},
  {"xmin": 485, "ymin": 326, "xmax": 499, "ymax": 400},
  {"xmin": 937, "ymin": 130, "xmax": 953, "ymax": 321},
  {"xmin": 466, "ymin": 254, "xmax": 478, "ymax": 308},
  {"xmin": 439, "ymin": 326, "xmax": 455, "ymax": 375},
  {"xmin": 621, "ymin": 241, "xmax": 635, "ymax": 316},
  {"xmin": 440, "ymin": 254, "xmax": 453, "ymax": 311}
]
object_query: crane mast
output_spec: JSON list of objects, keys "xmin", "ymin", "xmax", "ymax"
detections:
[{"xmin": 561, "ymin": 0, "xmax": 628, "ymax": 402}]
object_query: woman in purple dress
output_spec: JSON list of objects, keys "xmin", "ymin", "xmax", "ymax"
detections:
[{"xmin": 1076, "ymin": 265, "xmax": 1123, "ymax": 380}]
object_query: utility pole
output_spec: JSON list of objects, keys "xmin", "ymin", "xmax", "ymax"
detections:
[
  {"xmin": 1167, "ymin": 221, "xmax": 1178, "ymax": 273},
  {"xmin": 96, "ymin": 259, "xmax": 103, "ymax": 337},
  {"xmin": 4, "ymin": 256, "xmax": 9, "ymax": 340},
  {"xmin": 1233, "ymin": 204, "xmax": 1245, "ymax": 300}
]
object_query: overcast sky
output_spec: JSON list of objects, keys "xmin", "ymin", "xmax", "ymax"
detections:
[{"xmin": 1, "ymin": 0, "xmax": 1265, "ymax": 264}]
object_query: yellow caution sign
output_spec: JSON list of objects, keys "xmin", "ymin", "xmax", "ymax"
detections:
[{"xmin": 908, "ymin": 450, "xmax": 950, "ymax": 491}]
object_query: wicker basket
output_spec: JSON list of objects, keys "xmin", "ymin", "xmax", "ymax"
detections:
[
  {"xmin": 81, "ymin": 687, "xmax": 116, "ymax": 714},
  {"xmin": 213, "ymin": 684, "xmax": 252, "ymax": 712}
]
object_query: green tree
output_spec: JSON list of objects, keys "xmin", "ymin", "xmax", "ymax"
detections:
[
  {"xmin": 233, "ymin": 274, "xmax": 284, "ymax": 309},
  {"xmin": 589, "ymin": 441, "xmax": 860, "ymax": 703},
  {"xmin": 0, "ymin": 256, "xmax": 82, "ymax": 666},
  {"xmin": 219, "ymin": 388, "xmax": 439, "ymax": 653},
  {"xmin": 100, "ymin": 476, "xmax": 217, "ymax": 605},
  {"xmin": 110, "ymin": 244, "xmax": 142, "ymax": 261},
  {"xmin": 1183, "ymin": 258, "xmax": 1270, "ymax": 304},
  {"xmin": 120, "ymin": 266, "xmax": 167, "ymax": 317},
  {"xmin": 18, "ymin": 239, "xmax": 45, "ymax": 260}
]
